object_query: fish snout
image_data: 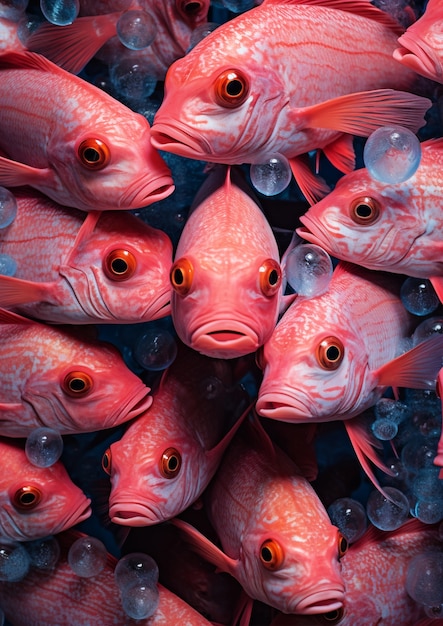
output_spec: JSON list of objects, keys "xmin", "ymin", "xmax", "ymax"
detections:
[
  {"xmin": 191, "ymin": 321, "xmax": 260, "ymax": 359},
  {"xmin": 394, "ymin": 33, "xmax": 442, "ymax": 83},
  {"xmin": 294, "ymin": 587, "xmax": 345, "ymax": 615},
  {"xmin": 256, "ymin": 391, "xmax": 313, "ymax": 421},
  {"xmin": 109, "ymin": 498, "xmax": 163, "ymax": 527}
]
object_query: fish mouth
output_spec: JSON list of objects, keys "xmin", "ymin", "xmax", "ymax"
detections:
[
  {"xmin": 118, "ymin": 173, "xmax": 175, "ymax": 209},
  {"xmin": 297, "ymin": 217, "xmax": 337, "ymax": 251},
  {"xmin": 295, "ymin": 589, "xmax": 345, "ymax": 615},
  {"xmin": 109, "ymin": 500, "xmax": 161, "ymax": 526},
  {"xmin": 59, "ymin": 498, "xmax": 92, "ymax": 532},
  {"xmin": 151, "ymin": 121, "xmax": 213, "ymax": 160},
  {"xmin": 394, "ymin": 34, "xmax": 442, "ymax": 82},
  {"xmin": 110, "ymin": 386, "xmax": 153, "ymax": 426},
  {"xmin": 256, "ymin": 391, "xmax": 313, "ymax": 421},
  {"xmin": 191, "ymin": 321, "xmax": 260, "ymax": 359},
  {"xmin": 142, "ymin": 290, "xmax": 171, "ymax": 322}
]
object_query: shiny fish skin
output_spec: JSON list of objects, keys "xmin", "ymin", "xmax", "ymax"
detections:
[{"xmin": 0, "ymin": 188, "xmax": 173, "ymax": 324}]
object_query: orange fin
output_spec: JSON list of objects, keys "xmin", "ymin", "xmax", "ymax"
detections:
[
  {"xmin": 430, "ymin": 276, "xmax": 443, "ymax": 305},
  {"xmin": 300, "ymin": 89, "xmax": 431, "ymax": 136},
  {"xmin": 170, "ymin": 518, "xmax": 238, "ymax": 576},
  {"xmin": 375, "ymin": 335, "xmax": 443, "ymax": 389},
  {"xmin": 0, "ymin": 156, "xmax": 53, "ymax": 187},
  {"xmin": 322, "ymin": 133, "xmax": 355, "ymax": 173},
  {"xmin": 25, "ymin": 14, "xmax": 120, "ymax": 75},
  {"xmin": 0, "ymin": 274, "xmax": 54, "ymax": 307},
  {"xmin": 289, "ymin": 155, "xmax": 330, "ymax": 205}
]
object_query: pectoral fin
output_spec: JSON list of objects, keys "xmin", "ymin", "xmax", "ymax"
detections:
[
  {"xmin": 0, "ymin": 156, "xmax": 53, "ymax": 188},
  {"xmin": 0, "ymin": 274, "xmax": 55, "ymax": 307}
]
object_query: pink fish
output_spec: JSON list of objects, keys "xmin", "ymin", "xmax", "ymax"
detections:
[
  {"xmin": 151, "ymin": 0, "xmax": 431, "ymax": 204},
  {"xmin": 0, "ymin": 308, "xmax": 152, "ymax": 437},
  {"xmin": 270, "ymin": 519, "xmax": 443, "ymax": 625},
  {"xmin": 0, "ymin": 51, "xmax": 174, "ymax": 212},
  {"xmin": 26, "ymin": 0, "xmax": 210, "ymax": 78},
  {"xmin": 105, "ymin": 343, "xmax": 249, "ymax": 525},
  {"xmin": 394, "ymin": 0, "xmax": 443, "ymax": 84},
  {"xmin": 0, "ymin": 437, "xmax": 91, "ymax": 542},
  {"xmin": 255, "ymin": 262, "xmax": 443, "ymax": 482},
  {"xmin": 0, "ymin": 188, "xmax": 173, "ymax": 324},
  {"xmin": 0, "ymin": 529, "xmax": 214, "ymax": 625},
  {"xmin": 0, "ymin": 16, "xmax": 26, "ymax": 53},
  {"xmin": 170, "ymin": 166, "xmax": 292, "ymax": 359},
  {"xmin": 297, "ymin": 137, "xmax": 443, "ymax": 303},
  {"xmin": 172, "ymin": 416, "xmax": 347, "ymax": 615}
]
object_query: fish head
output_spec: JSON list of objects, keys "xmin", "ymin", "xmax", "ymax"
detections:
[
  {"xmin": 64, "ymin": 212, "xmax": 173, "ymax": 322},
  {"xmin": 151, "ymin": 21, "xmax": 288, "ymax": 163},
  {"xmin": 48, "ymin": 107, "xmax": 174, "ymax": 211},
  {"xmin": 393, "ymin": 1, "xmax": 443, "ymax": 84},
  {"xmin": 22, "ymin": 330, "xmax": 152, "ymax": 434},
  {"xmin": 1, "ymin": 459, "xmax": 91, "ymax": 542},
  {"xmin": 297, "ymin": 170, "xmax": 422, "ymax": 275},
  {"xmin": 256, "ymin": 298, "xmax": 373, "ymax": 422},
  {"xmin": 170, "ymin": 251, "xmax": 283, "ymax": 358}
]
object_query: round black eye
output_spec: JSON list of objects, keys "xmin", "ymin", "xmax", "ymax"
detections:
[
  {"xmin": 214, "ymin": 69, "xmax": 249, "ymax": 108},
  {"xmin": 77, "ymin": 138, "xmax": 110, "ymax": 170},
  {"xmin": 338, "ymin": 534, "xmax": 348, "ymax": 558},
  {"xmin": 259, "ymin": 538, "xmax": 284, "ymax": 570},
  {"xmin": 170, "ymin": 258, "xmax": 193, "ymax": 295},
  {"xmin": 62, "ymin": 371, "xmax": 94, "ymax": 397},
  {"xmin": 103, "ymin": 249, "xmax": 137, "ymax": 281},
  {"xmin": 13, "ymin": 486, "xmax": 42, "ymax": 510},
  {"xmin": 160, "ymin": 448, "xmax": 182, "ymax": 478},
  {"xmin": 349, "ymin": 196, "xmax": 380, "ymax": 225},
  {"xmin": 316, "ymin": 337, "xmax": 344, "ymax": 370},
  {"xmin": 102, "ymin": 449, "xmax": 112, "ymax": 475}
]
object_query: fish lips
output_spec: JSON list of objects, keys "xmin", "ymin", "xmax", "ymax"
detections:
[
  {"xmin": 190, "ymin": 321, "xmax": 260, "ymax": 359},
  {"xmin": 394, "ymin": 33, "xmax": 442, "ymax": 83},
  {"xmin": 294, "ymin": 587, "xmax": 345, "ymax": 615},
  {"xmin": 256, "ymin": 390, "xmax": 313, "ymax": 421},
  {"xmin": 297, "ymin": 217, "xmax": 337, "ymax": 253},
  {"xmin": 151, "ymin": 120, "xmax": 213, "ymax": 160},
  {"xmin": 109, "ymin": 499, "xmax": 162, "ymax": 527},
  {"xmin": 118, "ymin": 172, "xmax": 175, "ymax": 209}
]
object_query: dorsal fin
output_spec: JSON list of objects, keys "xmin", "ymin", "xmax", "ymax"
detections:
[{"xmin": 262, "ymin": 0, "xmax": 404, "ymax": 34}]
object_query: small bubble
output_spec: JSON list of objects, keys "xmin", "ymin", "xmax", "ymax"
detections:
[
  {"xmin": 327, "ymin": 497, "xmax": 367, "ymax": 543},
  {"xmin": 363, "ymin": 125, "xmax": 421, "ymax": 184},
  {"xmin": 117, "ymin": 10, "xmax": 157, "ymax": 50},
  {"xmin": 366, "ymin": 486, "xmax": 410, "ymax": 530},
  {"xmin": 68, "ymin": 536, "xmax": 107, "ymax": 578},
  {"xmin": 0, "ymin": 542, "xmax": 30, "ymax": 582},
  {"xmin": 25, "ymin": 536, "xmax": 60, "ymax": 569},
  {"xmin": 400, "ymin": 277, "xmax": 439, "ymax": 316},
  {"xmin": 133, "ymin": 329, "xmax": 177, "ymax": 371},
  {"xmin": 115, "ymin": 553, "xmax": 159, "ymax": 591},
  {"xmin": 285, "ymin": 243, "xmax": 333, "ymax": 297},
  {"xmin": 25, "ymin": 427, "xmax": 63, "ymax": 468},
  {"xmin": 40, "ymin": 0, "xmax": 79, "ymax": 25},
  {"xmin": 187, "ymin": 22, "xmax": 219, "ymax": 51},
  {"xmin": 0, "ymin": 254, "xmax": 17, "ymax": 277},
  {"xmin": 0, "ymin": 187, "xmax": 17, "ymax": 228},
  {"xmin": 250, "ymin": 153, "xmax": 292, "ymax": 196},
  {"xmin": 406, "ymin": 552, "xmax": 443, "ymax": 606}
]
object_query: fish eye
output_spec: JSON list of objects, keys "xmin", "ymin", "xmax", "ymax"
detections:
[
  {"xmin": 13, "ymin": 486, "xmax": 42, "ymax": 511},
  {"xmin": 338, "ymin": 533, "xmax": 348, "ymax": 558},
  {"xmin": 102, "ymin": 449, "xmax": 112, "ymax": 475},
  {"xmin": 62, "ymin": 371, "xmax": 94, "ymax": 397},
  {"xmin": 322, "ymin": 607, "xmax": 345, "ymax": 622},
  {"xmin": 160, "ymin": 447, "xmax": 182, "ymax": 478},
  {"xmin": 170, "ymin": 257, "xmax": 193, "ymax": 295},
  {"xmin": 259, "ymin": 259, "xmax": 282, "ymax": 297},
  {"xmin": 103, "ymin": 249, "xmax": 137, "ymax": 281},
  {"xmin": 177, "ymin": 0, "xmax": 204, "ymax": 17},
  {"xmin": 77, "ymin": 138, "xmax": 111, "ymax": 170},
  {"xmin": 316, "ymin": 336, "xmax": 344, "ymax": 370},
  {"xmin": 349, "ymin": 196, "xmax": 380, "ymax": 225},
  {"xmin": 259, "ymin": 538, "xmax": 285, "ymax": 570},
  {"xmin": 214, "ymin": 69, "xmax": 249, "ymax": 108}
]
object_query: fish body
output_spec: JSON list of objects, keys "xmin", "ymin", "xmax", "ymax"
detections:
[
  {"xmin": 298, "ymin": 138, "xmax": 443, "ymax": 292},
  {"xmin": 0, "ymin": 529, "xmax": 214, "ymax": 626},
  {"xmin": 0, "ymin": 189, "xmax": 173, "ymax": 324},
  {"xmin": 151, "ymin": 0, "xmax": 430, "ymax": 203},
  {"xmin": 256, "ymin": 262, "xmax": 443, "ymax": 423},
  {"xmin": 0, "ymin": 308, "xmax": 152, "ymax": 437},
  {"xmin": 394, "ymin": 0, "xmax": 443, "ymax": 84},
  {"xmin": 170, "ymin": 166, "xmax": 285, "ymax": 359},
  {"xmin": 0, "ymin": 51, "xmax": 174, "ymax": 211},
  {"xmin": 107, "ymin": 343, "xmax": 248, "ymax": 525},
  {"xmin": 173, "ymin": 417, "xmax": 346, "ymax": 615},
  {"xmin": 0, "ymin": 437, "xmax": 91, "ymax": 542}
]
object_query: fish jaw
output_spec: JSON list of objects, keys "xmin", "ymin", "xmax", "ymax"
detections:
[
  {"xmin": 116, "ymin": 168, "xmax": 175, "ymax": 210},
  {"xmin": 394, "ymin": 31, "xmax": 443, "ymax": 84},
  {"xmin": 150, "ymin": 119, "xmax": 215, "ymax": 161},
  {"xmin": 189, "ymin": 320, "xmax": 261, "ymax": 359},
  {"xmin": 294, "ymin": 588, "xmax": 346, "ymax": 615},
  {"xmin": 109, "ymin": 498, "xmax": 164, "ymax": 527},
  {"xmin": 256, "ymin": 390, "xmax": 315, "ymax": 422}
]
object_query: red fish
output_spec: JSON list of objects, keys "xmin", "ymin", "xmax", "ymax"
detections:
[
  {"xmin": 0, "ymin": 437, "xmax": 91, "ymax": 542},
  {"xmin": 0, "ymin": 51, "xmax": 174, "ymax": 212},
  {"xmin": 0, "ymin": 308, "xmax": 152, "ymax": 437},
  {"xmin": 0, "ymin": 529, "xmax": 214, "ymax": 625},
  {"xmin": 26, "ymin": 0, "xmax": 210, "ymax": 78},
  {"xmin": 173, "ymin": 416, "xmax": 347, "ymax": 615},
  {"xmin": 170, "ymin": 166, "xmax": 293, "ymax": 359},
  {"xmin": 151, "ymin": 0, "xmax": 431, "ymax": 204},
  {"xmin": 105, "ymin": 343, "xmax": 250, "ymax": 525},
  {"xmin": 270, "ymin": 519, "xmax": 443, "ymax": 625},
  {"xmin": 394, "ymin": 0, "xmax": 443, "ymax": 84},
  {"xmin": 0, "ymin": 188, "xmax": 173, "ymax": 324},
  {"xmin": 297, "ymin": 138, "xmax": 443, "ymax": 303}
]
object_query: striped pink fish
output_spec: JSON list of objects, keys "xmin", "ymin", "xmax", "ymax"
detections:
[
  {"xmin": 0, "ymin": 188, "xmax": 173, "ymax": 324},
  {"xmin": 0, "ymin": 308, "xmax": 152, "ymax": 437},
  {"xmin": 0, "ymin": 437, "xmax": 91, "ymax": 542},
  {"xmin": 0, "ymin": 51, "xmax": 174, "ymax": 211},
  {"xmin": 151, "ymin": 0, "xmax": 431, "ymax": 204}
]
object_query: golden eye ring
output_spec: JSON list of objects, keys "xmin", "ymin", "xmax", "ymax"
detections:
[
  {"xmin": 259, "ymin": 259, "xmax": 282, "ymax": 297},
  {"xmin": 214, "ymin": 69, "xmax": 249, "ymax": 108},
  {"xmin": 349, "ymin": 196, "xmax": 380, "ymax": 225},
  {"xmin": 103, "ymin": 249, "xmax": 137, "ymax": 281},
  {"xmin": 160, "ymin": 447, "xmax": 182, "ymax": 478},
  {"xmin": 170, "ymin": 258, "xmax": 194, "ymax": 295},
  {"xmin": 259, "ymin": 538, "xmax": 284, "ymax": 570},
  {"xmin": 62, "ymin": 371, "xmax": 94, "ymax": 397},
  {"xmin": 13, "ymin": 486, "xmax": 42, "ymax": 510},
  {"xmin": 316, "ymin": 336, "xmax": 344, "ymax": 370},
  {"xmin": 77, "ymin": 138, "xmax": 111, "ymax": 170}
]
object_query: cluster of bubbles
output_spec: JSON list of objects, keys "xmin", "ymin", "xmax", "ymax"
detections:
[
  {"xmin": 114, "ymin": 553, "xmax": 160, "ymax": 620},
  {"xmin": 0, "ymin": 187, "xmax": 17, "ymax": 277},
  {"xmin": 0, "ymin": 535, "xmax": 60, "ymax": 583}
]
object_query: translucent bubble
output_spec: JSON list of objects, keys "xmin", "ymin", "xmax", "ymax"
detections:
[
  {"xmin": 366, "ymin": 486, "xmax": 410, "ymax": 530},
  {"xmin": 121, "ymin": 582, "xmax": 160, "ymax": 620},
  {"xmin": 109, "ymin": 55, "xmax": 157, "ymax": 104},
  {"xmin": 327, "ymin": 497, "xmax": 367, "ymax": 543},
  {"xmin": 199, "ymin": 376, "xmax": 225, "ymax": 400},
  {"xmin": 0, "ymin": 254, "xmax": 17, "ymax": 276},
  {"xmin": 187, "ymin": 22, "xmax": 219, "ymax": 51},
  {"xmin": 133, "ymin": 329, "xmax": 177, "ymax": 371},
  {"xmin": 114, "ymin": 553, "xmax": 159, "ymax": 591},
  {"xmin": 25, "ymin": 536, "xmax": 60, "ymax": 569},
  {"xmin": 371, "ymin": 418, "xmax": 398, "ymax": 441},
  {"xmin": 412, "ymin": 316, "xmax": 443, "ymax": 347},
  {"xmin": 401, "ymin": 438, "xmax": 439, "ymax": 473},
  {"xmin": 414, "ymin": 499, "xmax": 443, "ymax": 524},
  {"xmin": 363, "ymin": 126, "xmax": 421, "ymax": 184},
  {"xmin": 17, "ymin": 13, "xmax": 47, "ymax": 45},
  {"xmin": 285, "ymin": 243, "xmax": 333, "ymax": 297},
  {"xmin": 374, "ymin": 397, "xmax": 411, "ymax": 424},
  {"xmin": 406, "ymin": 552, "xmax": 443, "ymax": 606},
  {"xmin": 412, "ymin": 468, "xmax": 443, "ymax": 501},
  {"xmin": 0, "ymin": 187, "xmax": 17, "ymax": 228},
  {"xmin": 250, "ymin": 154, "xmax": 292, "ymax": 196},
  {"xmin": 400, "ymin": 277, "xmax": 439, "ymax": 316},
  {"xmin": 425, "ymin": 604, "xmax": 443, "ymax": 618},
  {"xmin": 68, "ymin": 536, "xmax": 107, "ymax": 578},
  {"xmin": 25, "ymin": 427, "xmax": 64, "ymax": 468},
  {"xmin": 40, "ymin": 0, "xmax": 79, "ymax": 25},
  {"xmin": 222, "ymin": 0, "xmax": 255, "ymax": 12},
  {"xmin": 0, "ymin": 542, "xmax": 30, "ymax": 582},
  {"xmin": 116, "ymin": 10, "xmax": 157, "ymax": 50}
]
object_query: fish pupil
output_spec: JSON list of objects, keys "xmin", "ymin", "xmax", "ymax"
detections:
[
  {"xmin": 183, "ymin": 1, "xmax": 201, "ymax": 14},
  {"xmin": 326, "ymin": 345, "xmax": 340, "ymax": 362},
  {"xmin": 355, "ymin": 203, "xmax": 372, "ymax": 218},
  {"xmin": 227, "ymin": 79, "xmax": 243, "ymax": 97},
  {"xmin": 83, "ymin": 147, "xmax": 100, "ymax": 163},
  {"xmin": 168, "ymin": 456, "xmax": 179, "ymax": 470},
  {"xmin": 20, "ymin": 492, "xmax": 36, "ymax": 505},
  {"xmin": 70, "ymin": 378, "xmax": 86, "ymax": 392},
  {"xmin": 268, "ymin": 269, "xmax": 279, "ymax": 286},
  {"xmin": 111, "ymin": 258, "xmax": 129, "ymax": 274},
  {"xmin": 173, "ymin": 268, "xmax": 184, "ymax": 285},
  {"xmin": 261, "ymin": 546, "xmax": 273, "ymax": 562}
]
